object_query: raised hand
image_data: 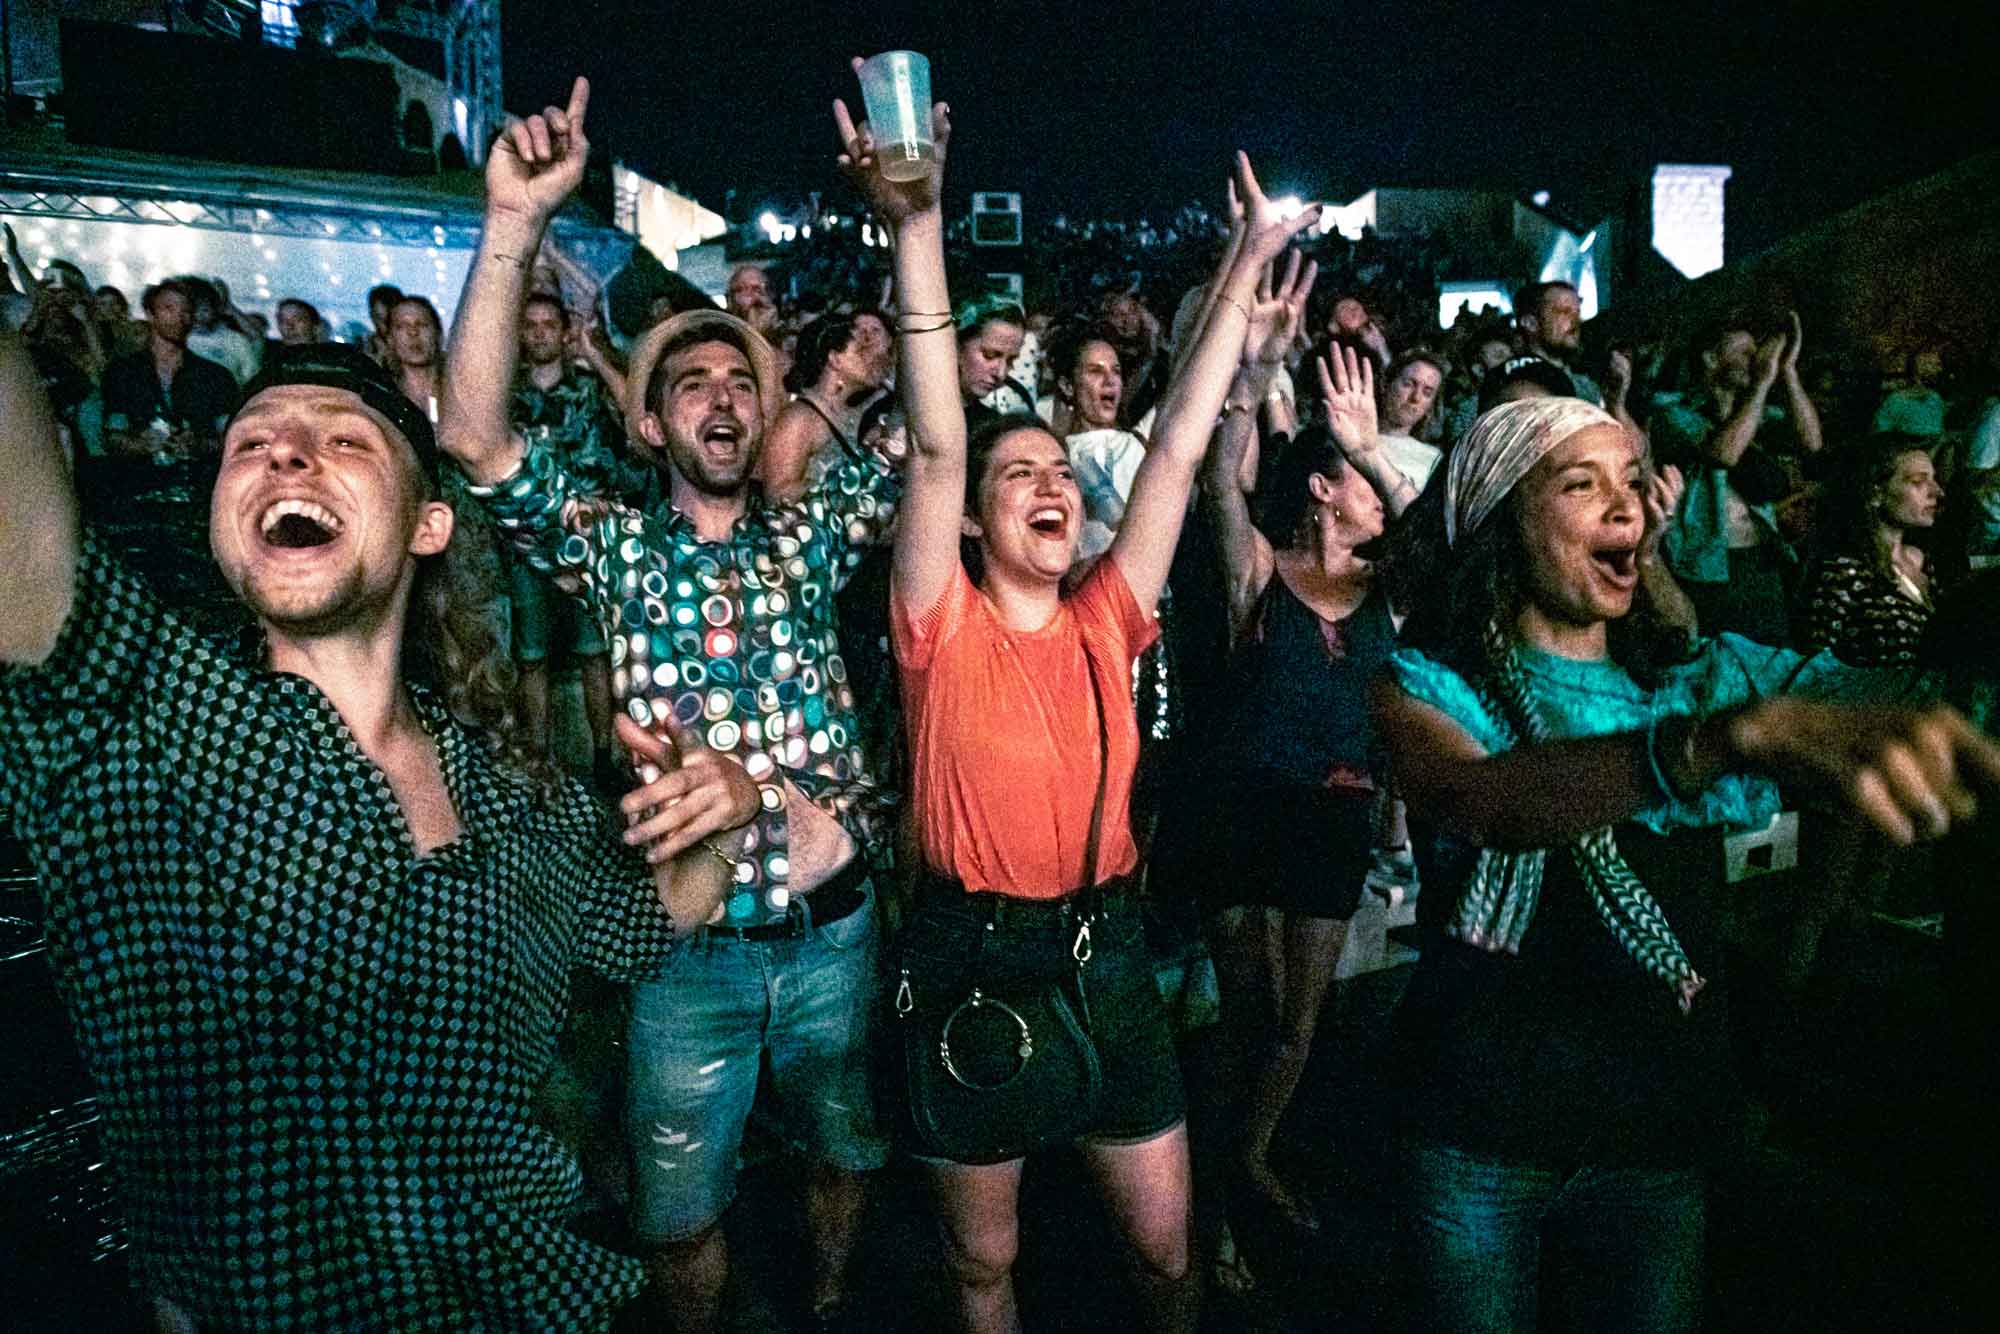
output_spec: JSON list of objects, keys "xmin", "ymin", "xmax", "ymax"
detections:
[
  {"xmin": 486, "ymin": 76, "xmax": 592, "ymax": 223},
  {"xmin": 833, "ymin": 59, "xmax": 950, "ymax": 226},
  {"xmin": 1316, "ymin": 346, "xmax": 1380, "ymax": 463},
  {"xmin": 615, "ymin": 712, "xmax": 760, "ymax": 864},
  {"xmin": 1232, "ymin": 152, "xmax": 1322, "ymax": 263},
  {"xmin": 1606, "ymin": 347, "xmax": 1635, "ymax": 405},
  {"xmin": 1782, "ymin": 309, "xmax": 1804, "ymax": 377},
  {"xmin": 1244, "ymin": 250, "xmax": 1319, "ymax": 369},
  {"xmin": 1639, "ymin": 463, "xmax": 1684, "ymax": 559},
  {"xmin": 1754, "ymin": 330, "xmax": 1786, "ymax": 386}
]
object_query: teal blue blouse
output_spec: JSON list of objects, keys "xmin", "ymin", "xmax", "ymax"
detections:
[{"xmin": 1386, "ymin": 634, "xmax": 1929, "ymax": 835}]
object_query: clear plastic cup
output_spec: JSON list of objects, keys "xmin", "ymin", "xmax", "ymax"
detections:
[{"xmin": 856, "ymin": 51, "xmax": 934, "ymax": 182}]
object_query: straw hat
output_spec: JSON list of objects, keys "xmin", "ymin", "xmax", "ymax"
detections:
[{"xmin": 620, "ymin": 308, "xmax": 786, "ymax": 447}]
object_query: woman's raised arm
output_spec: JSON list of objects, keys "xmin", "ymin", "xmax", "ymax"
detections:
[{"xmin": 833, "ymin": 76, "xmax": 962, "ymax": 620}]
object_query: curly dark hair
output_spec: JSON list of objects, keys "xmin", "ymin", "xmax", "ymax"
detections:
[{"xmin": 1256, "ymin": 425, "xmax": 1357, "ymax": 549}]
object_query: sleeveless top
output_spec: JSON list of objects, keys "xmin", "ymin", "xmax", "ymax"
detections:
[
  {"xmin": 1207, "ymin": 571, "xmax": 1395, "ymax": 788},
  {"xmin": 798, "ymin": 396, "xmax": 866, "ymax": 495}
]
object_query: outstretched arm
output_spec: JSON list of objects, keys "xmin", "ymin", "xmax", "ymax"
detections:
[
  {"xmin": 1377, "ymin": 679, "xmax": 2000, "ymax": 851},
  {"xmin": 440, "ymin": 77, "xmax": 593, "ymax": 486},
  {"xmin": 833, "ymin": 71, "xmax": 961, "ymax": 621},
  {"xmin": 0, "ymin": 335, "xmax": 80, "ymax": 665},
  {"xmin": 1111, "ymin": 153, "xmax": 1321, "ymax": 618}
]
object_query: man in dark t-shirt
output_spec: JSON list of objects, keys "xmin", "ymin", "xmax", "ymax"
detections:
[{"xmin": 99, "ymin": 279, "xmax": 239, "ymax": 455}]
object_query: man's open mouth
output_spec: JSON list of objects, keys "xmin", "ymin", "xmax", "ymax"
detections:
[
  {"xmin": 259, "ymin": 498, "xmax": 344, "ymax": 549},
  {"xmin": 700, "ymin": 419, "xmax": 745, "ymax": 451}
]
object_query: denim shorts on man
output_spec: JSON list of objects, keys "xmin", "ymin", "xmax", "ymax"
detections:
[{"xmin": 625, "ymin": 876, "xmax": 889, "ymax": 1243}]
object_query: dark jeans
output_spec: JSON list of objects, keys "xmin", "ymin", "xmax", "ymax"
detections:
[{"xmin": 1402, "ymin": 1141, "xmax": 1704, "ymax": 1334}]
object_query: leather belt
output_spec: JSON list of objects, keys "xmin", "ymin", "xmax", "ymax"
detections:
[{"xmin": 702, "ymin": 856, "xmax": 870, "ymax": 940}]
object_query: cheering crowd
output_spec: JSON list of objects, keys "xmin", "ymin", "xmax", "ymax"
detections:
[{"xmin": 3, "ymin": 61, "xmax": 1997, "ymax": 1334}]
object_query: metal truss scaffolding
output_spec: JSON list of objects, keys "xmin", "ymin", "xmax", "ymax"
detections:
[{"xmin": 0, "ymin": 178, "xmax": 485, "ymax": 252}]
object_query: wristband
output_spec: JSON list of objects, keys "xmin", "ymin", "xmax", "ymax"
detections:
[{"xmin": 894, "ymin": 317, "xmax": 954, "ymax": 335}]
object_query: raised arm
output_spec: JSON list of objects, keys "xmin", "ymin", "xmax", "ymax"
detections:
[
  {"xmin": 542, "ymin": 237, "xmax": 630, "ymax": 401},
  {"xmin": 0, "ymin": 335, "xmax": 81, "ymax": 665},
  {"xmin": 1777, "ymin": 310, "xmax": 1823, "ymax": 456},
  {"xmin": 1701, "ymin": 333, "xmax": 1783, "ymax": 468},
  {"xmin": 1200, "ymin": 251, "xmax": 1312, "ymax": 636},
  {"xmin": 1316, "ymin": 345, "xmax": 1418, "ymax": 519},
  {"xmin": 1242, "ymin": 248, "xmax": 1314, "ymax": 433},
  {"xmin": 439, "ymin": 77, "xmax": 592, "ymax": 486},
  {"xmin": 1111, "ymin": 153, "xmax": 1320, "ymax": 617},
  {"xmin": 1638, "ymin": 462, "xmax": 1698, "ymax": 641},
  {"xmin": 756, "ymin": 405, "xmax": 824, "ymax": 503},
  {"xmin": 2, "ymin": 223, "xmax": 38, "ymax": 297},
  {"xmin": 833, "ymin": 72, "xmax": 960, "ymax": 620},
  {"xmin": 1202, "ymin": 380, "xmax": 1275, "ymax": 640}
]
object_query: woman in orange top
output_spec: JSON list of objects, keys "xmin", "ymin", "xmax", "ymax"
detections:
[{"xmin": 834, "ymin": 73, "xmax": 1322, "ymax": 1334}]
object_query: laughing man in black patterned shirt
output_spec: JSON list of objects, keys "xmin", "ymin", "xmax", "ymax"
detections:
[{"xmin": 0, "ymin": 309, "xmax": 757, "ymax": 1328}]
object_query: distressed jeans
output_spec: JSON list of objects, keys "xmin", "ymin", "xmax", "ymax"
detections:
[{"xmin": 625, "ymin": 881, "xmax": 888, "ymax": 1243}]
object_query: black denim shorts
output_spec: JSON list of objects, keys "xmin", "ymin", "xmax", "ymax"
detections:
[{"xmin": 892, "ymin": 886, "xmax": 1186, "ymax": 1160}]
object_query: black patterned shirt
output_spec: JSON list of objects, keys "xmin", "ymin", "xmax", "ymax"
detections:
[
  {"xmin": 469, "ymin": 434, "xmax": 902, "ymax": 928},
  {"xmin": 0, "ymin": 535, "xmax": 678, "ymax": 1331},
  {"xmin": 1801, "ymin": 553, "xmax": 1934, "ymax": 667}
]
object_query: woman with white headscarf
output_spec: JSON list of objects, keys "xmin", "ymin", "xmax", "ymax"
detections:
[{"xmin": 1370, "ymin": 397, "xmax": 2000, "ymax": 1332}]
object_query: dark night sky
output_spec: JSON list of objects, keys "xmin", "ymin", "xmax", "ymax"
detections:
[{"xmin": 503, "ymin": 0, "xmax": 1999, "ymax": 261}]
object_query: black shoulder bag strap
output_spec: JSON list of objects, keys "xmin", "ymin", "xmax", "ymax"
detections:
[{"xmin": 1069, "ymin": 636, "xmax": 1113, "ymax": 1017}]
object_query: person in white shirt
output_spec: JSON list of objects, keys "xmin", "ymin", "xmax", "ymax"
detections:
[
  {"xmin": 178, "ymin": 276, "xmax": 262, "ymax": 384},
  {"xmin": 1375, "ymin": 349, "xmax": 1446, "ymax": 492},
  {"xmin": 1051, "ymin": 321, "xmax": 1146, "ymax": 562}
]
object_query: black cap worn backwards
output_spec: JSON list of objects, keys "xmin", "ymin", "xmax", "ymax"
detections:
[
  {"xmin": 1477, "ymin": 355, "xmax": 1583, "ymax": 415},
  {"xmin": 232, "ymin": 343, "xmax": 443, "ymax": 484}
]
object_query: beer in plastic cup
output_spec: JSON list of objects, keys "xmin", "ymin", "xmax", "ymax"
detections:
[{"xmin": 856, "ymin": 51, "xmax": 934, "ymax": 182}]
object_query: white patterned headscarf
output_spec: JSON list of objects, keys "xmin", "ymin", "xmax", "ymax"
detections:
[{"xmin": 1445, "ymin": 397, "xmax": 1621, "ymax": 547}]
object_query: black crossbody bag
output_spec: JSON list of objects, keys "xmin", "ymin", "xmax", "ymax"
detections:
[{"xmin": 894, "ymin": 660, "xmax": 1112, "ymax": 1164}]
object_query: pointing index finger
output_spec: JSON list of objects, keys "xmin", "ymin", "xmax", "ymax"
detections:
[
  {"xmin": 566, "ymin": 76, "xmax": 591, "ymax": 132},
  {"xmin": 832, "ymin": 98, "xmax": 859, "ymax": 152}
]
